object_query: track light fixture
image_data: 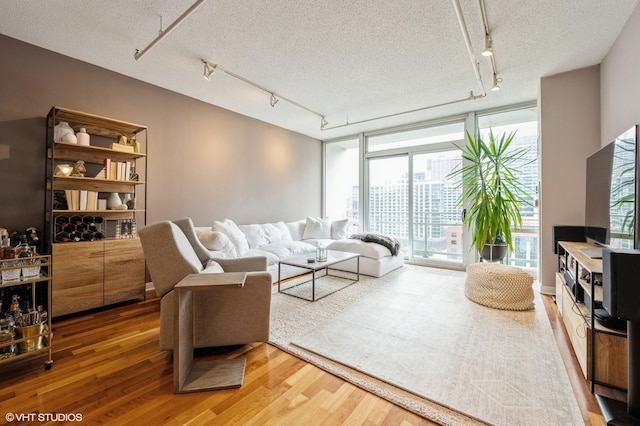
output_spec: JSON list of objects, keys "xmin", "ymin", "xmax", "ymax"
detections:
[
  {"xmin": 202, "ymin": 60, "xmax": 216, "ymax": 81},
  {"xmin": 482, "ymin": 34, "xmax": 493, "ymax": 57},
  {"xmin": 270, "ymin": 93, "xmax": 279, "ymax": 107},
  {"xmin": 201, "ymin": 59, "xmax": 326, "ymax": 125},
  {"xmin": 491, "ymin": 73, "xmax": 501, "ymax": 91}
]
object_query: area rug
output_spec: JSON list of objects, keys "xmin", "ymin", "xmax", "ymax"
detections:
[{"xmin": 269, "ymin": 264, "xmax": 583, "ymax": 426}]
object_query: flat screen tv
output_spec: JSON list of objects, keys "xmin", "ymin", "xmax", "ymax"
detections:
[{"xmin": 585, "ymin": 125, "xmax": 640, "ymax": 250}]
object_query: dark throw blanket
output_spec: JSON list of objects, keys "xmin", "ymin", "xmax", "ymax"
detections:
[{"xmin": 350, "ymin": 233, "xmax": 401, "ymax": 256}]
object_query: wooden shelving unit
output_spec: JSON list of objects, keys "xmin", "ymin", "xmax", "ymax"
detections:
[{"xmin": 45, "ymin": 107, "xmax": 147, "ymax": 317}]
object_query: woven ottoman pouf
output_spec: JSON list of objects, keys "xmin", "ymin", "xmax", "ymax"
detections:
[{"xmin": 465, "ymin": 262, "xmax": 534, "ymax": 310}]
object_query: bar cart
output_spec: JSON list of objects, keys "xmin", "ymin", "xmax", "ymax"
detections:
[{"xmin": 0, "ymin": 254, "xmax": 53, "ymax": 370}]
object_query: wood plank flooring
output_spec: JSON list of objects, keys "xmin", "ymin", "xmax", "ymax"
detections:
[{"xmin": 0, "ymin": 289, "xmax": 612, "ymax": 425}]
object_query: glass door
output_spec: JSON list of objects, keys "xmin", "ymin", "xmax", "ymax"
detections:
[
  {"xmin": 411, "ymin": 150, "xmax": 464, "ymax": 266},
  {"xmin": 366, "ymin": 149, "xmax": 464, "ymax": 265},
  {"xmin": 367, "ymin": 155, "xmax": 410, "ymax": 257}
]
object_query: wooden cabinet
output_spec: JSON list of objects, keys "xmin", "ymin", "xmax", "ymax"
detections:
[
  {"xmin": 46, "ymin": 107, "xmax": 147, "ymax": 317},
  {"xmin": 556, "ymin": 241, "xmax": 628, "ymax": 390},
  {"xmin": 52, "ymin": 239, "xmax": 145, "ymax": 317}
]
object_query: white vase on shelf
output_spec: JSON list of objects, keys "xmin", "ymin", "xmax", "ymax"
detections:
[
  {"xmin": 76, "ymin": 128, "xmax": 90, "ymax": 146},
  {"xmin": 107, "ymin": 193, "xmax": 122, "ymax": 210}
]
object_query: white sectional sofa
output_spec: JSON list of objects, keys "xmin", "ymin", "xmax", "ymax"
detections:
[{"xmin": 194, "ymin": 217, "xmax": 404, "ymax": 282}]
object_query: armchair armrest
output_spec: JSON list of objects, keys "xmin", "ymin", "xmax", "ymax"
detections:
[{"xmin": 216, "ymin": 256, "xmax": 268, "ymax": 272}]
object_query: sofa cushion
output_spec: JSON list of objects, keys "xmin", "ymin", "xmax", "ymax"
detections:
[
  {"xmin": 327, "ymin": 238, "xmax": 392, "ymax": 259},
  {"xmin": 257, "ymin": 241, "xmax": 316, "ymax": 262},
  {"xmin": 302, "ymin": 238, "xmax": 335, "ymax": 248},
  {"xmin": 195, "ymin": 228, "xmax": 237, "ymax": 257},
  {"xmin": 243, "ymin": 248, "xmax": 281, "ymax": 266},
  {"xmin": 285, "ymin": 219, "xmax": 306, "ymax": 241},
  {"xmin": 269, "ymin": 222, "xmax": 293, "ymax": 243},
  {"xmin": 212, "ymin": 219, "xmax": 249, "ymax": 255},
  {"xmin": 239, "ymin": 224, "xmax": 270, "ymax": 249},
  {"xmin": 331, "ymin": 219, "xmax": 349, "ymax": 239},
  {"xmin": 302, "ymin": 217, "xmax": 331, "ymax": 239},
  {"xmin": 239, "ymin": 221, "xmax": 293, "ymax": 249}
]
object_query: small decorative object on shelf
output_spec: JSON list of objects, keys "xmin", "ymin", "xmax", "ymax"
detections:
[
  {"xmin": 0, "ymin": 233, "xmax": 18, "ymax": 282},
  {"xmin": 116, "ymin": 219, "xmax": 137, "ymax": 239},
  {"xmin": 54, "ymin": 121, "xmax": 76, "ymax": 143},
  {"xmin": 76, "ymin": 127, "xmax": 90, "ymax": 146},
  {"xmin": 107, "ymin": 192, "xmax": 122, "ymax": 210},
  {"xmin": 54, "ymin": 164, "xmax": 73, "ymax": 177},
  {"xmin": 70, "ymin": 160, "xmax": 86, "ymax": 177}
]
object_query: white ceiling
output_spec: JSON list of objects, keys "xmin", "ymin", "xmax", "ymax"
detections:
[{"xmin": 1, "ymin": 0, "xmax": 638, "ymax": 140}]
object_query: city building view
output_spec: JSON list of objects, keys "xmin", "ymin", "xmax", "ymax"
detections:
[{"xmin": 325, "ymin": 108, "xmax": 539, "ymax": 273}]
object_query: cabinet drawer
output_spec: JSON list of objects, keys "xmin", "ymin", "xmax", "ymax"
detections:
[
  {"xmin": 104, "ymin": 239, "xmax": 145, "ymax": 305},
  {"xmin": 560, "ymin": 283, "xmax": 588, "ymax": 378},
  {"xmin": 52, "ymin": 241, "xmax": 104, "ymax": 317}
]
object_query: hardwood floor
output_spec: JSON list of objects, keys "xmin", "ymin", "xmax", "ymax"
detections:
[{"xmin": 0, "ymin": 289, "xmax": 613, "ymax": 425}]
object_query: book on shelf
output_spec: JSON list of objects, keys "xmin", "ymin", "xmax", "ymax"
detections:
[
  {"xmin": 95, "ymin": 167, "xmax": 107, "ymax": 179},
  {"xmin": 63, "ymin": 190, "xmax": 98, "ymax": 211},
  {"xmin": 100, "ymin": 159, "xmax": 131, "ymax": 181},
  {"xmin": 64, "ymin": 190, "xmax": 80, "ymax": 211},
  {"xmin": 79, "ymin": 190, "xmax": 88, "ymax": 211},
  {"xmin": 110, "ymin": 142, "xmax": 135, "ymax": 153},
  {"xmin": 86, "ymin": 191, "xmax": 98, "ymax": 210}
]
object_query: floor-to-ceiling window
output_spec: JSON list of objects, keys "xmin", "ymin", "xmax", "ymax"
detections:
[
  {"xmin": 324, "ymin": 138, "xmax": 360, "ymax": 234},
  {"xmin": 323, "ymin": 105, "xmax": 539, "ymax": 273},
  {"xmin": 477, "ymin": 107, "xmax": 539, "ymax": 273}
]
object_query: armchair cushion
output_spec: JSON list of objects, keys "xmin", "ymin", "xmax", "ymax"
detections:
[
  {"xmin": 173, "ymin": 217, "xmax": 214, "ymax": 265},
  {"xmin": 139, "ymin": 221, "xmax": 203, "ymax": 298}
]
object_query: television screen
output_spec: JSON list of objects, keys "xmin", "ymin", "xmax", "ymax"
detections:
[
  {"xmin": 585, "ymin": 143, "xmax": 613, "ymax": 245},
  {"xmin": 585, "ymin": 125, "xmax": 639, "ymax": 249},
  {"xmin": 608, "ymin": 126, "xmax": 638, "ymax": 249}
]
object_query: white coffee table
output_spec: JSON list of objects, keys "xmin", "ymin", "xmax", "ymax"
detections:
[{"xmin": 278, "ymin": 250, "xmax": 360, "ymax": 301}]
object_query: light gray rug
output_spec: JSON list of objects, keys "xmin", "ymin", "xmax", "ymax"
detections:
[{"xmin": 269, "ymin": 264, "xmax": 583, "ymax": 426}]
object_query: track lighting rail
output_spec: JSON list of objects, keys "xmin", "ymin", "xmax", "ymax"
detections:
[{"xmin": 134, "ymin": 0, "xmax": 208, "ymax": 61}]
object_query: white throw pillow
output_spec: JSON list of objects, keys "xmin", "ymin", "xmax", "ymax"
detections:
[
  {"xmin": 302, "ymin": 217, "xmax": 331, "ymax": 239},
  {"xmin": 331, "ymin": 219, "xmax": 349, "ymax": 239},
  {"xmin": 212, "ymin": 219, "xmax": 249, "ymax": 255},
  {"xmin": 239, "ymin": 224, "xmax": 269, "ymax": 249},
  {"xmin": 274, "ymin": 221, "xmax": 293, "ymax": 242},
  {"xmin": 285, "ymin": 219, "xmax": 306, "ymax": 241},
  {"xmin": 195, "ymin": 228, "xmax": 237, "ymax": 257}
]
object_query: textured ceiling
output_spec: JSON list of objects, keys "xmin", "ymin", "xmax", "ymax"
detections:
[{"xmin": 1, "ymin": 0, "xmax": 638, "ymax": 139}]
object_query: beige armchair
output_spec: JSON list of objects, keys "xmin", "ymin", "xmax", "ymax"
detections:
[{"xmin": 138, "ymin": 220, "xmax": 272, "ymax": 351}]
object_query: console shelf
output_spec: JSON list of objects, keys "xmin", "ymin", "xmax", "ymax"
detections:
[{"xmin": 556, "ymin": 241, "xmax": 628, "ymax": 391}]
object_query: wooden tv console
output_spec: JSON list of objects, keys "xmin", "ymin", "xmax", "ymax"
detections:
[{"xmin": 556, "ymin": 241, "xmax": 628, "ymax": 391}]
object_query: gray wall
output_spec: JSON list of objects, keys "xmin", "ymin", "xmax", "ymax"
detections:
[
  {"xmin": 0, "ymin": 35, "xmax": 321, "ymax": 239},
  {"xmin": 539, "ymin": 66, "xmax": 601, "ymax": 294},
  {"xmin": 601, "ymin": 4, "xmax": 640, "ymax": 143}
]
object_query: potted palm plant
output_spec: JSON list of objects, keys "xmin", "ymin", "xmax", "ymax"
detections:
[{"xmin": 448, "ymin": 130, "xmax": 532, "ymax": 262}]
